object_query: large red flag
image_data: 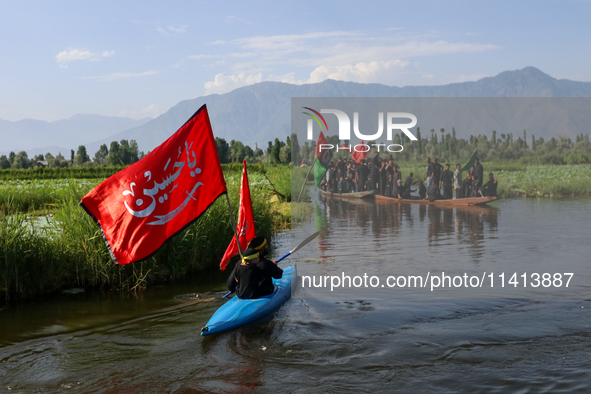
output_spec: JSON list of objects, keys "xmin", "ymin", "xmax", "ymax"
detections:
[
  {"xmin": 80, "ymin": 105, "xmax": 226, "ymax": 265},
  {"xmin": 219, "ymin": 160, "xmax": 256, "ymax": 270},
  {"xmin": 351, "ymin": 140, "xmax": 369, "ymax": 163}
]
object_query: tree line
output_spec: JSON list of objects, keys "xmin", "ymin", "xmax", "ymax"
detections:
[
  {"xmin": 0, "ymin": 140, "xmax": 143, "ymax": 169},
  {"xmin": 296, "ymin": 129, "xmax": 591, "ymax": 165},
  {"xmin": 2, "ymin": 129, "xmax": 590, "ymax": 170},
  {"xmin": 0, "ymin": 136, "xmax": 296, "ymax": 170}
]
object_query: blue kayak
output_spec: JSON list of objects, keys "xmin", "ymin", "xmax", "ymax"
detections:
[{"xmin": 201, "ymin": 265, "xmax": 296, "ymax": 336}]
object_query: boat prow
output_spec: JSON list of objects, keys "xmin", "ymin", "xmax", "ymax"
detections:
[
  {"xmin": 201, "ymin": 265, "xmax": 296, "ymax": 336},
  {"xmin": 320, "ymin": 190, "xmax": 374, "ymax": 200}
]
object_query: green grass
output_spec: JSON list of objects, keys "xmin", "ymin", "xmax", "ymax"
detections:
[
  {"xmin": 0, "ymin": 167, "xmax": 126, "ymax": 180},
  {"xmin": 0, "ymin": 165, "xmax": 290, "ymax": 302},
  {"xmin": 0, "ymin": 178, "xmax": 101, "ymax": 214},
  {"xmin": 290, "ymin": 166, "xmax": 313, "ymax": 203}
]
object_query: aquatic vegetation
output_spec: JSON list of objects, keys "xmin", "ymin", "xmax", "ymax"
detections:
[
  {"xmin": 374, "ymin": 162, "xmax": 591, "ymax": 197},
  {"xmin": 0, "ymin": 178, "xmax": 102, "ymax": 213},
  {"xmin": 494, "ymin": 165, "xmax": 591, "ymax": 196}
]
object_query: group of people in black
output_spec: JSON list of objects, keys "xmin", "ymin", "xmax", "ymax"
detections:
[
  {"xmin": 319, "ymin": 153, "xmax": 498, "ymax": 201},
  {"xmin": 319, "ymin": 153, "xmax": 416, "ymax": 198}
]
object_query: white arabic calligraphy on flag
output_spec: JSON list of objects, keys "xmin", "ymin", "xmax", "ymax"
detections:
[{"xmin": 80, "ymin": 105, "xmax": 227, "ymax": 266}]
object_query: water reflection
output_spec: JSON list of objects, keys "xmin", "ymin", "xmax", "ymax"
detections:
[{"xmin": 319, "ymin": 195, "xmax": 499, "ymax": 264}]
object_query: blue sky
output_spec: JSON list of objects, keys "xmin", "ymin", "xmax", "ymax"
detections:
[{"xmin": 1, "ymin": 0, "xmax": 589, "ymax": 122}]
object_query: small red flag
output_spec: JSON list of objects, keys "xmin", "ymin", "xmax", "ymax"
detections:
[
  {"xmin": 80, "ymin": 105, "xmax": 227, "ymax": 265},
  {"xmin": 219, "ymin": 160, "xmax": 256, "ymax": 270},
  {"xmin": 351, "ymin": 140, "xmax": 369, "ymax": 163},
  {"xmin": 314, "ymin": 131, "xmax": 327, "ymax": 157}
]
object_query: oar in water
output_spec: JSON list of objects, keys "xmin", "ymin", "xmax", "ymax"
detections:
[{"xmin": 222, "ymin": 231, "xmax": 321, "ymax": 298}]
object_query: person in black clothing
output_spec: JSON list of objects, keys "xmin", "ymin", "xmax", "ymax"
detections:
[
  {"xmin": 433, "ymin": 157, "xmax": 443, "ymax": 189},
  {"xmin": 453, "ymin": 164, "xmax": 462, "ymax": 199},
  {"xmin": 379, "ymin": 160, "xmax": 388, "ymax": 195},
  {"xmin": 427, "ymin": 182, "xmax": 443, "ymax": 201},
  {"xmin": 470, "ymin": 174, "xmax": 482, "ymax": 197},
  {"xmin": 439, "ymin": 163, "xmax": 454, "ymax": 199},
  {"xmin": 392, "ymin": 165, "xmax": 402, "ymax": 187},
  {"xmin": 329, "ymin": 162, "xmax": 338, "ymax": 192},
  {"xmin": 370, "ymin": 152, "xmax": 380, "ymax": 191},
  {"xmin": 462, "ymin": 171, "xmax": 472, "ymax": 198},
  {"xmin": 418, "ymin": 180, "xmax": 426, "ymax": 199},
  {"xmin": 356, "ymin": 160, "xmax": 369, "ymax": 192},
  {"xmin": 226, "ymin": 248, "xmax": 267, "ymax": 299},
  {"xmin": 386, "ymin": 173, "xmax": 393, "ymax": 197},
  {"xmin": 386, "ymin": 160, "xmax": 394, "ymax": 195},
  {"xmin": 472, "ymin": 158, "xmax": 484, "ymax": 188},
  {"xmin": 227, "ymin": 245, "xmax": 282, "ymax": 299},
  {"xmin": 482, "ymin": 173, "xmax": 498, "ymax": 196},
  {"xmin": 425, "ymin": 157, "xmax": 435, "ymax": 187},
  {"xmin": 248, "ymin": 236, "xmax": 283, "ymax": 297},
  {"xmin": 404, "ymin": 172, "xmax": 417, "ymax": 197}
]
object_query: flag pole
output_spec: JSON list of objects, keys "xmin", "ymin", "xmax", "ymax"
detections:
[
  {"xmin": 296, "ymin": 163, "xmax": 314, "ymax": 203},
  {"xmin": 225, "ymin": 193, "xmax": 243, "ymax": 257}
]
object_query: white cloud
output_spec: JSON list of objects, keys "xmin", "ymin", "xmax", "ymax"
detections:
[
  {"xmin": 225, "ymin": 15, "xmax": 255, "ymax": 25},
  {"xmin": 204, "ymin": 73, "xmax": 263, "ymax": 94},
  {"xmin": 188, "ymin": 54, "xmax": 220, "ymax": 60},
  {"xmin": 308, "ymin": 60, "xmax": 409, "ymax": 84},
  {"xmin": 56, "ymin": 48, "xmax": 115, "ymax": 68},
  {"xmin": 157, "ymin": 25, "xmax": 188, "ymax": 35},
  {"xmin": 119, "ymin": 104, "xmax": 163, "ymax": 120},
  {"xmin": 82, "ymin": 70, "xmax": 159, "ymax": 81},
  {"xmin": 200, "ymin": 29, "xmax": 501, "ymax": 90},
  {"xmin": 171, "ymin": 60, "xmax": 184, "ymax": 68}
]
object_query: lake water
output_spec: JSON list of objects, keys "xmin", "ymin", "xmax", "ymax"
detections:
[{"xmin": 1, "ymin": 195, "xmax": 590, "ymax": 392}]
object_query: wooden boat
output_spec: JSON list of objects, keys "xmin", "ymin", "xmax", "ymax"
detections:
[
  {"xmin": 320, "ymin": 190, "xmax": 374, "ymax": 200},
  {"xmin": 374, "ymin": 194, "xmax": 500, "ymax": 206}
]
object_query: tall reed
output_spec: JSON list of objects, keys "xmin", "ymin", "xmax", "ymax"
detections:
[{"xmin": 0, "ymin": 171, "xmax": 279, "ymax": 302}]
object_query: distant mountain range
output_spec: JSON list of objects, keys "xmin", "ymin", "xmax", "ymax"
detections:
[
  {"xmin": 0, "ymin": 115, "xmax": 151, "ymax": 157},
  {"xmin": 2, "ymin": 67, "xmax": 591, "ymax": 157}
]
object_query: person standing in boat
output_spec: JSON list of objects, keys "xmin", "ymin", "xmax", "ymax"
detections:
[
  {"xmin": 386, "ymin": 160, "xmax": 394, "ymax": 196},
  {"xmin": 470, "ymin": 174, "xmax": 483, "ymax": 197},
  {"xmin": 453, "ymin": 164, "xmax": 462, "ymax": 199},
  {"xmin": 440, "ymin": 163, "xmax": 454, "ymax": 199},
  {"xmin": 379, "ymin": 160, "xmax": 387, "ymax": 195},
  {"xmin": 472, "ymin": 158, "xmax": 484, "ymax": 191},
  {"xmin": 370, "ymin": 152, "xmax": 380, "ymax": 192},
  {"xmin": 393, "ymin": 164, "xmax": 402, "ymax": 191},
  {"xmin": 404, "ymin": 172, "xmax": 417, "ymax": 197},
  {"xmin": 356, "ymin": 160, "xmax": 368, "ymax": 193},
  {"xmin": 433, "ymin": 157, "xmax": 443, "ymax": 191},
  {"xmin": 462, "ymin": 171, "xmax": 472, "ymax": 198},
  {"xmin": 346, "ymin": 163, "xmax": 356, "ymax": 192},
  {"xmin": 425, "ymin": 157, "xmax": 435, "ymax": 187},
  {"xmin": 427, "ymin": 181, "xmax": 443, "ymax": 201},
  {"xmin": 324, "ymin": 164, "xmax": 332, "ymax": 192}
]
